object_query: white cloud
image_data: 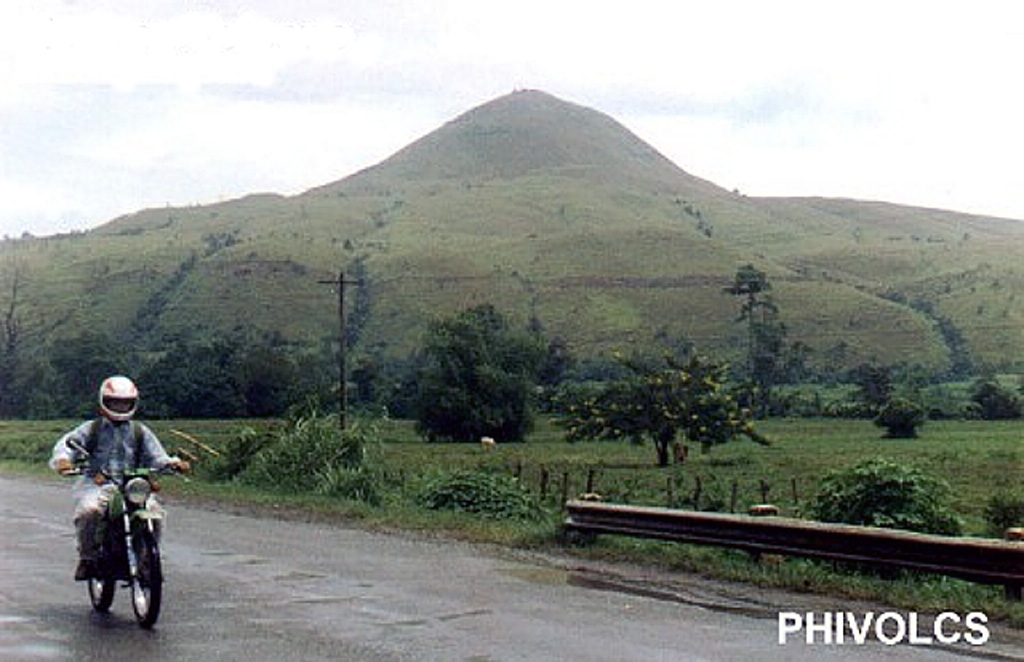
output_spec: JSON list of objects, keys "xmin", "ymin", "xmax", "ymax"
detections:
[
  {"xmin": 1, "ymin": 0, "xmax": 1024, "ymax": 237},
  {"xmin": 0, "ymin": 5, "xmax": 371, "ymax": 92}
]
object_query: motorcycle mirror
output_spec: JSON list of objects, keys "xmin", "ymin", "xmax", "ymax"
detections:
[{"xmin": 66, "ymin": 438, "xmax": 90, "ymax": 457}]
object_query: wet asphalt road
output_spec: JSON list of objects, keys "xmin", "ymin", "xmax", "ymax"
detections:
[{"xmin": 1, "ymin": 473, "xmax": 1019, "ymax": 662}]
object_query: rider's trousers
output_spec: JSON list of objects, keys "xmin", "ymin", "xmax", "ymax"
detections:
[{"xmin": 72, "ymin": 481, "xmax": 114, "ymax": 561}]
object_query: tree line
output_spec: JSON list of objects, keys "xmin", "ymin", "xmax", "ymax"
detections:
[{"xmin": 1, "ymin": 263, "xmax": 1022, "ymax": 453}]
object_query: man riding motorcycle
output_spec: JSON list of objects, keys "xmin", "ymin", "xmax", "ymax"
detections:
[{"xmin": 49, "ymin": 375, "xmax": 190, "ymax": 580}]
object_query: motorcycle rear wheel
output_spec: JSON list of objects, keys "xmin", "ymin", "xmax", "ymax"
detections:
[
  {"xmin": 88, "ymin": 573, "xmax": 116, "ymax": 613},
  {"xmin": 131, "ymin": 528, "xmax": 163, "ymax": 628}
]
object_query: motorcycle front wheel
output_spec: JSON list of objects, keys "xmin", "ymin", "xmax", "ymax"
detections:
[{"xmin": 130, "ymin": 528, "xmax": 163, "ymax": 628}]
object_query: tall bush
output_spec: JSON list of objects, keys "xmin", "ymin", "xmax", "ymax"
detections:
[
  {"xmin": 873, "ymin": 398, "xmax": 925, "ymax": 438},
  {"xmin": 809, "ymin": 458, "xmax": 961, "ymax": 536},
  {"xmin": 415, "ymin": 305, "xmax": 545, "ymax": 443},
  {"xmin": 241, "ymin": 415, "xmax": 378, "ymax": 501},
  {"xmin": 984, "ymin": 492, "xmax": 1024, "ymax": 536},
  {"xmin": 970, "ymin": 379, "xmax": 1023, "ymax": 420}
]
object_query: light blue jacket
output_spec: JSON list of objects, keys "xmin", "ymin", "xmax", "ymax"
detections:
[{"xmin": 49, "ymin": 418, "xmax": 176, "ymax": 478}]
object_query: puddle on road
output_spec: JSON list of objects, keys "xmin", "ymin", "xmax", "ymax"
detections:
[
  {"xmin": 502, "ymin": 565, "xmax": 773, "ymax": 619},
  {"xmin": 200, "ymin": 550, "xmax": 269, "ymax": 565},
  {"xmin": 274, "ymin": 569, "xmax": 328, "ymax": 582},
  {"xmin": 500, "ymin": 566, "xmax": 570, "ymax": 586},
  {"xmin": 436, "ymin": 608, "xmax": 492, "ymax": 623},
  {"xmin": 0, "ymin": 615, "xmax": 29, "ymax": 625},
  {"xmin": 567, "ymin": 573, "xmax": 772, "ymax": 618},
  {"xmin": 289, "ymin": 595, "xmax": 361, "ymax": 605}
]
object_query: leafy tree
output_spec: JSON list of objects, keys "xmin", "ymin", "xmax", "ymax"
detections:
[
  {"xmin": 47, "ymin": 332, "xmax": 128, "ymax": 417},
  {"xmin": 558, "ymin": 354, "xmax": 768, "ymax": 466},
  {"xmin": 874, "ymin": 397, "xmax": 926, "ymax": 438},
  {"xmin": 725, "ymin": 264, "xmax": 785, "ymax": 415},
  {"xmin": 852, "ymin": 363, "xmax": 893, "ymax": 414},
  {"xmin": 414, "ymin": 305, "xmax": 545, "ymax": 443},
  {"xmin": 235, "ymin": 346, "xmax": 298, "ymax": 417},
  {"xmin": 970, "ymin": 378, "xmax": 1022, "ymax": 420},
  {"xmin": 537, "ymin": 336, "xmax": 574, "ymax": 387},
  {"xmin": 140, "ymin": 338, "xmax": 244, "ymax": 418}
]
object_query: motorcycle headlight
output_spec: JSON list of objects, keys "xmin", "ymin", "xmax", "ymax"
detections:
[{"xmin": 125, "ymin": 477, "xmax": 152, "ymax": 506}]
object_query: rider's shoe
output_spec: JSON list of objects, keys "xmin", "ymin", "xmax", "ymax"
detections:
[{"xmin": 74, "ymin": 559, "xmax": 96, "ymax": 581}]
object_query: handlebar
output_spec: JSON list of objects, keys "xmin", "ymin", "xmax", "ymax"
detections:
[{"xmin": 60, "ymin": 464, "xmax": 184, "ymax": 479}]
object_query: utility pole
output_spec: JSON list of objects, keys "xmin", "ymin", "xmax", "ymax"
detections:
[{"xmin": 317, "ymin": 270, "xmax": 361, "ymax": 430}]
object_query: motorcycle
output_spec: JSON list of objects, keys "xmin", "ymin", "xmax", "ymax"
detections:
[{"xmin": 65, "ymin": 439, "xmax": 180, "ymax": 629}]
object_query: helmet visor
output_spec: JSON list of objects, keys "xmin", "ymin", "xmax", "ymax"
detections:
[{"xmin": 103, "ymin": 397, "xmax": 137, "ymax": 414}]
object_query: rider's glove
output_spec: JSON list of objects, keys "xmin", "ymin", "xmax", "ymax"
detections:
[
  {"xmin": 55, "ymin": 458, "xmax": 74, "ymax": 475},
  {"xmin": 168, "ymin": 459, "xmax": 191, "ymax": 475}
]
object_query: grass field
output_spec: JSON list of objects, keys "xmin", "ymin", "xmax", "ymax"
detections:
[
  {"xmin": 5, "ymin": 416, "xmax": 1024, "ymax": 623},
  {"xmin": 4, "ymin": 416, "xmax": 1022, "ymax": 534},
  {"xmin": 356, "ymin": 416, "xmax": 1023, "ymax": 535}
]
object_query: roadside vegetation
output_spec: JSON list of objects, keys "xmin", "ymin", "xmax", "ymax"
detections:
[
  {"xmin": 5, "ymin": 275, "xmax": 1024, "ymax": 625},
  {"xmin": 5, "ymin": 414, "xmax": 1024, "ymax": 626}
]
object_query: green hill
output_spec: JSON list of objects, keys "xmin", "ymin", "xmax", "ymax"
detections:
[{"xmin": 4, "ymin": 89, "xmax": 1024, "ymax": 375}]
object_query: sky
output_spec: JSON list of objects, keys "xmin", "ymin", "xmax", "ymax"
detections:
[{"xmin": 2, "ymin": 0, "xmax": 1023, "ymax": 238}]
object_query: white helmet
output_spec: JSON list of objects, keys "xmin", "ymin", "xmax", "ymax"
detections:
[{"xmin": 98, "ymin": 375, "xmax": 139, "ymax": 422}]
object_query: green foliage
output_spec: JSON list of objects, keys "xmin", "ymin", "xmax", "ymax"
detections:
[
  {"xmin": 873, "ymin": 398, "xmax": 926, "ymax": 438},
  {"xmin": 240, "ymin": 416, "xmax": 375, "ymax": 498},
  {"xmin": 46, "ymin": 332, "xmax": 127, "ymax": 417},
  {"xmin": 970, "ymin": 379, "xmax": 1022, "ymax": 420},
  {"xmin": 415, "ymin": 304, "xmax": 545, "ymax": 443},
  {"xmin": 725, "ymin": 264, "xmax": 788, "ymax": 412},
  {"xmin": 809, "ymin": 458, "xmax": 962, "ymax": 536},
  {"xmin": 416, "ymin": 470, "xmax": 544, "ymax": 520},
  {"xmin": 852, "ymin": 363, "xmax": 894, "ymax": 410},
  {"xmin": 140, "ymin": 334, "xmax": 325, "ymax": 418},
  {"xmin": 983, "ymin": 492, "xmax": 1024, "ymax": 536},
  {"xmin": 558, "ymin": 354, "xmax": 768, "ymax": 465},
  {"xmin": 0, "ymin": 427, "xmax": 56, "ymax": 463},
  {"xmin": 314, "ymin": 465, "xmax": 382, "ymax": 505},
  {"xmin": 141, "ymin": 338, "xmax": 244, "ymax": 418},
  {"xmin": 202, "ymin": 426, "xmax": 275, "ymax": 482}
]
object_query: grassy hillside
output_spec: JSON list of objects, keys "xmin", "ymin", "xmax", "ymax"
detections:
[{"xmin": 3, "ymin": 90, "xmax": 1023, "ymax": 373}]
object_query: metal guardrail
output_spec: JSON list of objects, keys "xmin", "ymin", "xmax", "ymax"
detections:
[{"xmin": 564, "ymin": 500, "xmax": 1024, "ymax": 598}]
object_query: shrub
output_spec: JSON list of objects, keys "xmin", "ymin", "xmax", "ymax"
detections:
[
  {"xmin": 809, "ymin": 458, "xmax": 962, "ymax": 536},
  {"xmin": 203, "ymin": 425, "xmax": 276, "ymax": 481},
  {"xmin": 241, "ymin": 415, "xmax": 372, "ymax": 494},
  {"xmin": 984, "ymin": 492, "xmax": 1024, "ymax": 536},
  {"xmin": 416, "ymin": 471, "xmax": 544, "ymax": 520},
  {"xmin": 315, "ymin": 466, "xmax": 382, "ymax": 506},
  {"xmin": 874, "ymin": 398, "xmax": 926, "ymax": 438},
  {"xmin": 971, "ymin": 380, "xmax": 1023, "ymax": 420}
]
